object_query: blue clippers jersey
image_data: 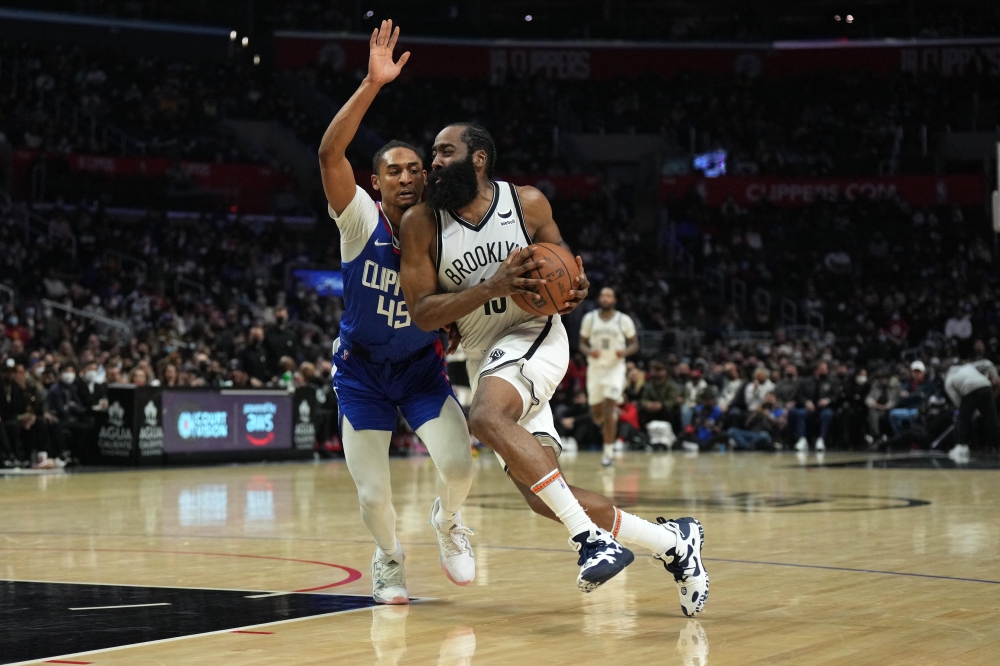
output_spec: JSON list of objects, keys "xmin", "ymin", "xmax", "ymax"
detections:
[{"xmin": 338, "ymin": 200, "xmax": 438, "ymax": 361}]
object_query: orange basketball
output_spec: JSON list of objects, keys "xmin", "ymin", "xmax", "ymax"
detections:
[{"xmin": 510, "ymin": 243, "xmax": 581, "ymax": 316}]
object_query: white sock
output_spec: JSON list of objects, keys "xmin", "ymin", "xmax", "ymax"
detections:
[
  {"xmin": 613, "ymin": 508, "xmax": 676, "ymax": 555},
  {"xmin": 377, "ymin": 541, "xmax": 403, "ymax": 561},
  {"xmin": 531, "ymin": 469, "xmax": 596, "ymax": 537},
  {"xmin": 434, "ymin": 501, "xmax": 457, "ymax": 527},
  {"xmin": 603, "ymin": 443, "xmax": 614, "ymax": 457}
]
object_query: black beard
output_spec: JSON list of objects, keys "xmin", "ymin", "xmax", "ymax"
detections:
[{"xmin": 426, "ymin": 155, "xmax": 480, "ymax": 210}]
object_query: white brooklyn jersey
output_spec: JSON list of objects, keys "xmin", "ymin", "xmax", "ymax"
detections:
[
  {"xmin": 581, "ymin": 310, "xmax": 636, "ymax": 368},
  {"xmin": 436, "ymin": 181, "xmax": 543, "ymax": 360}
]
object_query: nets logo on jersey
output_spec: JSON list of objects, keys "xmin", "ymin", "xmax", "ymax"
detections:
[{"xmin": 489, "ymin": 349, "xmax": 506, "ymax": 362}]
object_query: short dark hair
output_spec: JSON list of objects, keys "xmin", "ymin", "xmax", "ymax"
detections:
[
  {"xmin": 372, "ymin": 140, "xmax": 421, "ymax": 175},
  {"xmin": 448, "ymin": 123, "xmax": 496, "ymax": 178}
]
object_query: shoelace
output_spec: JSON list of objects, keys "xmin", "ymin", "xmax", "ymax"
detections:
[
  {"xmin": 374, "ymin": 557, "xmax": 405, "ymax": 587},
  {"xmin": 573, "ymin": 531, "xmax": 622, "ymax": 567},
  {"xmin": 440, "ymin": 524, "xmax": 475, "ymax": 558}
]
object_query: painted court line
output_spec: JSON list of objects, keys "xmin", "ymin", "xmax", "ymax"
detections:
[
  {"xmin": 4, "ymin": 605, "xmax": 378, "ymax": 666},
  {"xmin": 70, "ymin": 602, "xmax": 172, "ymax": 611},
  {"xmin": 5, "ymin": 533, "xmax": 999, "ymax": 587},
  {"xmin": 245, "ymin": 591, "xmax": 293, "ymax": 599},
  {"xmin": 231, "ymin": 630, "xmax": 274, "ymax": 634}
]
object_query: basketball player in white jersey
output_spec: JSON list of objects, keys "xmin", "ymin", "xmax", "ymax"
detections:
[
  {"xmin": 580, "ymin": 287, "xmax": 639, "ymax": 467},
  {"xmin": 318, "ymin": 20, "xmax": 475, "ymax": 605},
  {"xmin": 399, "ymin": 124, "xmax": 709, "ymax": 614}
]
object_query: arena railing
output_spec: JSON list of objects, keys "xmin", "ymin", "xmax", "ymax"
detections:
[
  {"xmin": 41, "ymin": 298, "xmax": 132, "ymax": 340},
  {"xmin": 0, "ymin": 283, "xmax": 14, "ymax": 307},
  {"xmin": 103, "ymin": 249, "xmax": 148, "ymax": 286}
]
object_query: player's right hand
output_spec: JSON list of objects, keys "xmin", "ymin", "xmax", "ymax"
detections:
[
  {"xmin": 486, "ymin": 247, "xmax": 548, "ymax": 300},
  {"xmin": 366, "ymin": 20, "xmax": 410, "ymax": 87}
]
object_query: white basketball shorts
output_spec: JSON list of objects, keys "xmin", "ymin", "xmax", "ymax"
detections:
[
  {"xmin": 586, "ymin": 362, "xmax": 627, "ymax": 406},
  {"xmin": 466, "ymin": 316, "xmax": 568, "ymax": 470}
]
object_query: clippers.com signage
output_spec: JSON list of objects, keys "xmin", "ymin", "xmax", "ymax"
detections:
[{"xmin": 162, "ymin": 390, "xmax": 293, "ymax": 453}]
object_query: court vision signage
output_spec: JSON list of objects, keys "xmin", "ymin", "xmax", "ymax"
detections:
[{"xmin": 162, "ymin": 389, "xmax": 293, "ymax": 454}]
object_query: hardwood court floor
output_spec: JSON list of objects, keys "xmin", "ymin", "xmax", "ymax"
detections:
[{"xmin": 2, "ymin": 450, "xmax": 999, "ymax": 665}]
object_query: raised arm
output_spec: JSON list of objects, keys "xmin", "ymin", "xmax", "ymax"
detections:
[
  {"xmin": 399, "ymin": 204, "xmax": 546, "ymax": 332},
  {"xmin": 517, "ymin": 185, "xmax": 590, "ymax": 314},
  {"xmin": 318, "ymin": 20, "xmax": 410, "ymax": 215}
]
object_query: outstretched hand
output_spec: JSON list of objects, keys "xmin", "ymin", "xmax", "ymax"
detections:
[{"xmin": 366, "ymin": 20, "xmax": 410, "ymax": 86}]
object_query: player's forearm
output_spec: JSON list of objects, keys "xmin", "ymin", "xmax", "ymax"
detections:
[
  {"xmin": 624, "ymin": 339, "xmax": 640, "ymax": 357},
  {"xmin": 318, "ymin": 78, "xmax": 381, "ymax": 163},
  {"xmin": 408, "ymin": 283, "xmax": 496, "ymax": 332},
  {"xmin": 579, "ymin": 338, "xmax": 592, "ymax": 356}
]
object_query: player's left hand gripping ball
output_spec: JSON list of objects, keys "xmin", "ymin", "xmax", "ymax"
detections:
[{"xmin": 559, "ymin": 256, "xmax": 589, "ymax": 315}]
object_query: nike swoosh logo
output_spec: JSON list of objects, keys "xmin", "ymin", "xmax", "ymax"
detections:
[
  {"xmin": 498, "ymin": 210, "xmax": 513, "ymax": 219},
  {"xmin": 374, "ymin": 241, "xmax": 394, "ymax": 247}
]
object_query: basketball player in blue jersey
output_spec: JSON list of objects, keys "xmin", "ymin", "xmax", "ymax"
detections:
[
  {"xmin": 400, "ymin": 125, "xmax": 709, "ymax": 615},
  {"xmin": 318, "ymin": 20, "xmax": 475, "ymax": 605}
]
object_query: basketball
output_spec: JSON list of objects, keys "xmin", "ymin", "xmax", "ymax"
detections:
[{"xmin": 511, "ymin": 243, "xmax": 581, "ymax": 316}]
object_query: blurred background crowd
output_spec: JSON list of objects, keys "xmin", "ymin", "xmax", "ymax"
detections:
[{"xmin": 2, "ymin": 0, "xmax": 999, "ymax": 466}]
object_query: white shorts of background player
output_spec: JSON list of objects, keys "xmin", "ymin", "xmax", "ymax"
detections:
[{"xmin": 586, "ymin": 363, "xmax": 627, "ymax": 407}]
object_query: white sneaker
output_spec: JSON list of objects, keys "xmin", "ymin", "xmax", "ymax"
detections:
[
  {"xmin": 600, "ymin": 455, "xmax": 614, "ymax": 467},
  {"xmin": 947, "ymin": 444, "xmax": 970, "ymax": 464},
  {"xmin": 682, "ymin": 441, "xmax": 700, "ymax": 454},
  {"xmin": 429, "ymin": 497, "xmax": 475, "ymax": 586},
  {"xmin": 372, "ymin": 544, "xmax": 408, "ymax": 604},
  {"xmin": 613, "ymin": 438, "xmax": 627, "ymax": 453},
  {"xmin": 815, "ymin": 437, "xmax": 826, "ymax": 452},
  {"xmin": 654, "ymin": 517, "xmax": 709, "ymax": 617},
  {"xmin": 794, "ymin": 437, "xmax": 808, "ymax": 452}
]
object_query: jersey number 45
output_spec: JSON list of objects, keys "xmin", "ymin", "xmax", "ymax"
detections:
[{"xmin": 377, "ymin": 296, "xmax": 411, "ymax": 329}]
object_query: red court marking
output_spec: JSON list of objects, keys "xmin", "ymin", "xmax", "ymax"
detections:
[
  {"xmin": 45, "ymin": 661, "xmax": 93, "ymax": 664},
  {"xmin": 0, "ymin": 547, "xmax": 362, "ymax": 592},
  {"xmin": 231, "ymin": 630, "xmax": 274, "ymax": 634}
]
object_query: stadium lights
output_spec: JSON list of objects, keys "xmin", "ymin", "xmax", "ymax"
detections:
[
  {"xmin": 230, "ymin": 30, "xmax": 238, "ymax": 41},
  {"xmin": 365, "ymin": 10, "xmax": 374, "ymax": 18},
  {"xmin": 834, "ymin": 15, "xmax": 841, "ymax": 21},
  {"xmin": 241, "ymin": 36, "xmax": 249, "ymax": 47},
  {"xmin": 525, "ymin": 14, "xmax": 533, "ymax": 21},
  {"xmin": 253, "ymin": 55, "xmax": 261, "ymax": 65},
  {"xmin": 846, "ymin": 14, "xmax": 854, "ymax": 23}
]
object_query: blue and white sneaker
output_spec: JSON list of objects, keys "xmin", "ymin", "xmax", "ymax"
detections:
[
  {"xmin": 654, "ymin": 517, "xmax": 709, "ymax": 616},
  {"xmin": 570, "ymin": 527, "xmax": 635, "ymax": 593}
]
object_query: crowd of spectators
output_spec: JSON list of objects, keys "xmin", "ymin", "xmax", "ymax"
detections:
[
  {"xmin": 1, "ymin": 41, "xmax": 280, "ymax": 163},
  {"xmin": 2, "ymin": 183, "xmax": 997, "ymax": 467},
  {"xmin": 8, "ymin": 35, "xmax": 994, "ymax": 183},
  {"xmin": 553, "ymin": 341, "xmax": 996, "ymax": 456},
  {"xmin": 300, "ymin": 65, "xmax": 997, "ymax": 179}
]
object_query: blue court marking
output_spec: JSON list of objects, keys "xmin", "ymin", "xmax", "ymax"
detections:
[{"xmin": 6, "ymin": 530, "xmax": 1000, "ymax": 587}]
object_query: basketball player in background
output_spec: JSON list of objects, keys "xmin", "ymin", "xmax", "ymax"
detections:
[
  {"xmin": 318, "ymin": 20, "xmax": 475, "ymax": 605},
  {"xmin": 400, "ymin": 124, "xmax": 709, "ymax": 615},
  {"xmin": 579, "ymin": 287, "xmax": 638, "ymax": 466}
]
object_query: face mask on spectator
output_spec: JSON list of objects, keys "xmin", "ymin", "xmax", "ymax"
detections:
[
  {"xmin": 61, "ymin": 371, "xmax": 76, "ymax": 384},
  {"xmin": 83, "ymin": 370, "xmax": 97, "ymax": 383},
  {"xmin": 856, "ymin": 375, "xmax": 868, "ymax": 384},
  {"xmin": 33, "ymin": 364, "xmax": 45, "ymax": 377}
]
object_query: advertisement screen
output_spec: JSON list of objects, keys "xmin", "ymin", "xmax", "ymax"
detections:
[{"xmin": 162, "ymin": 390, "xmax": 293, "ymax": 453}]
